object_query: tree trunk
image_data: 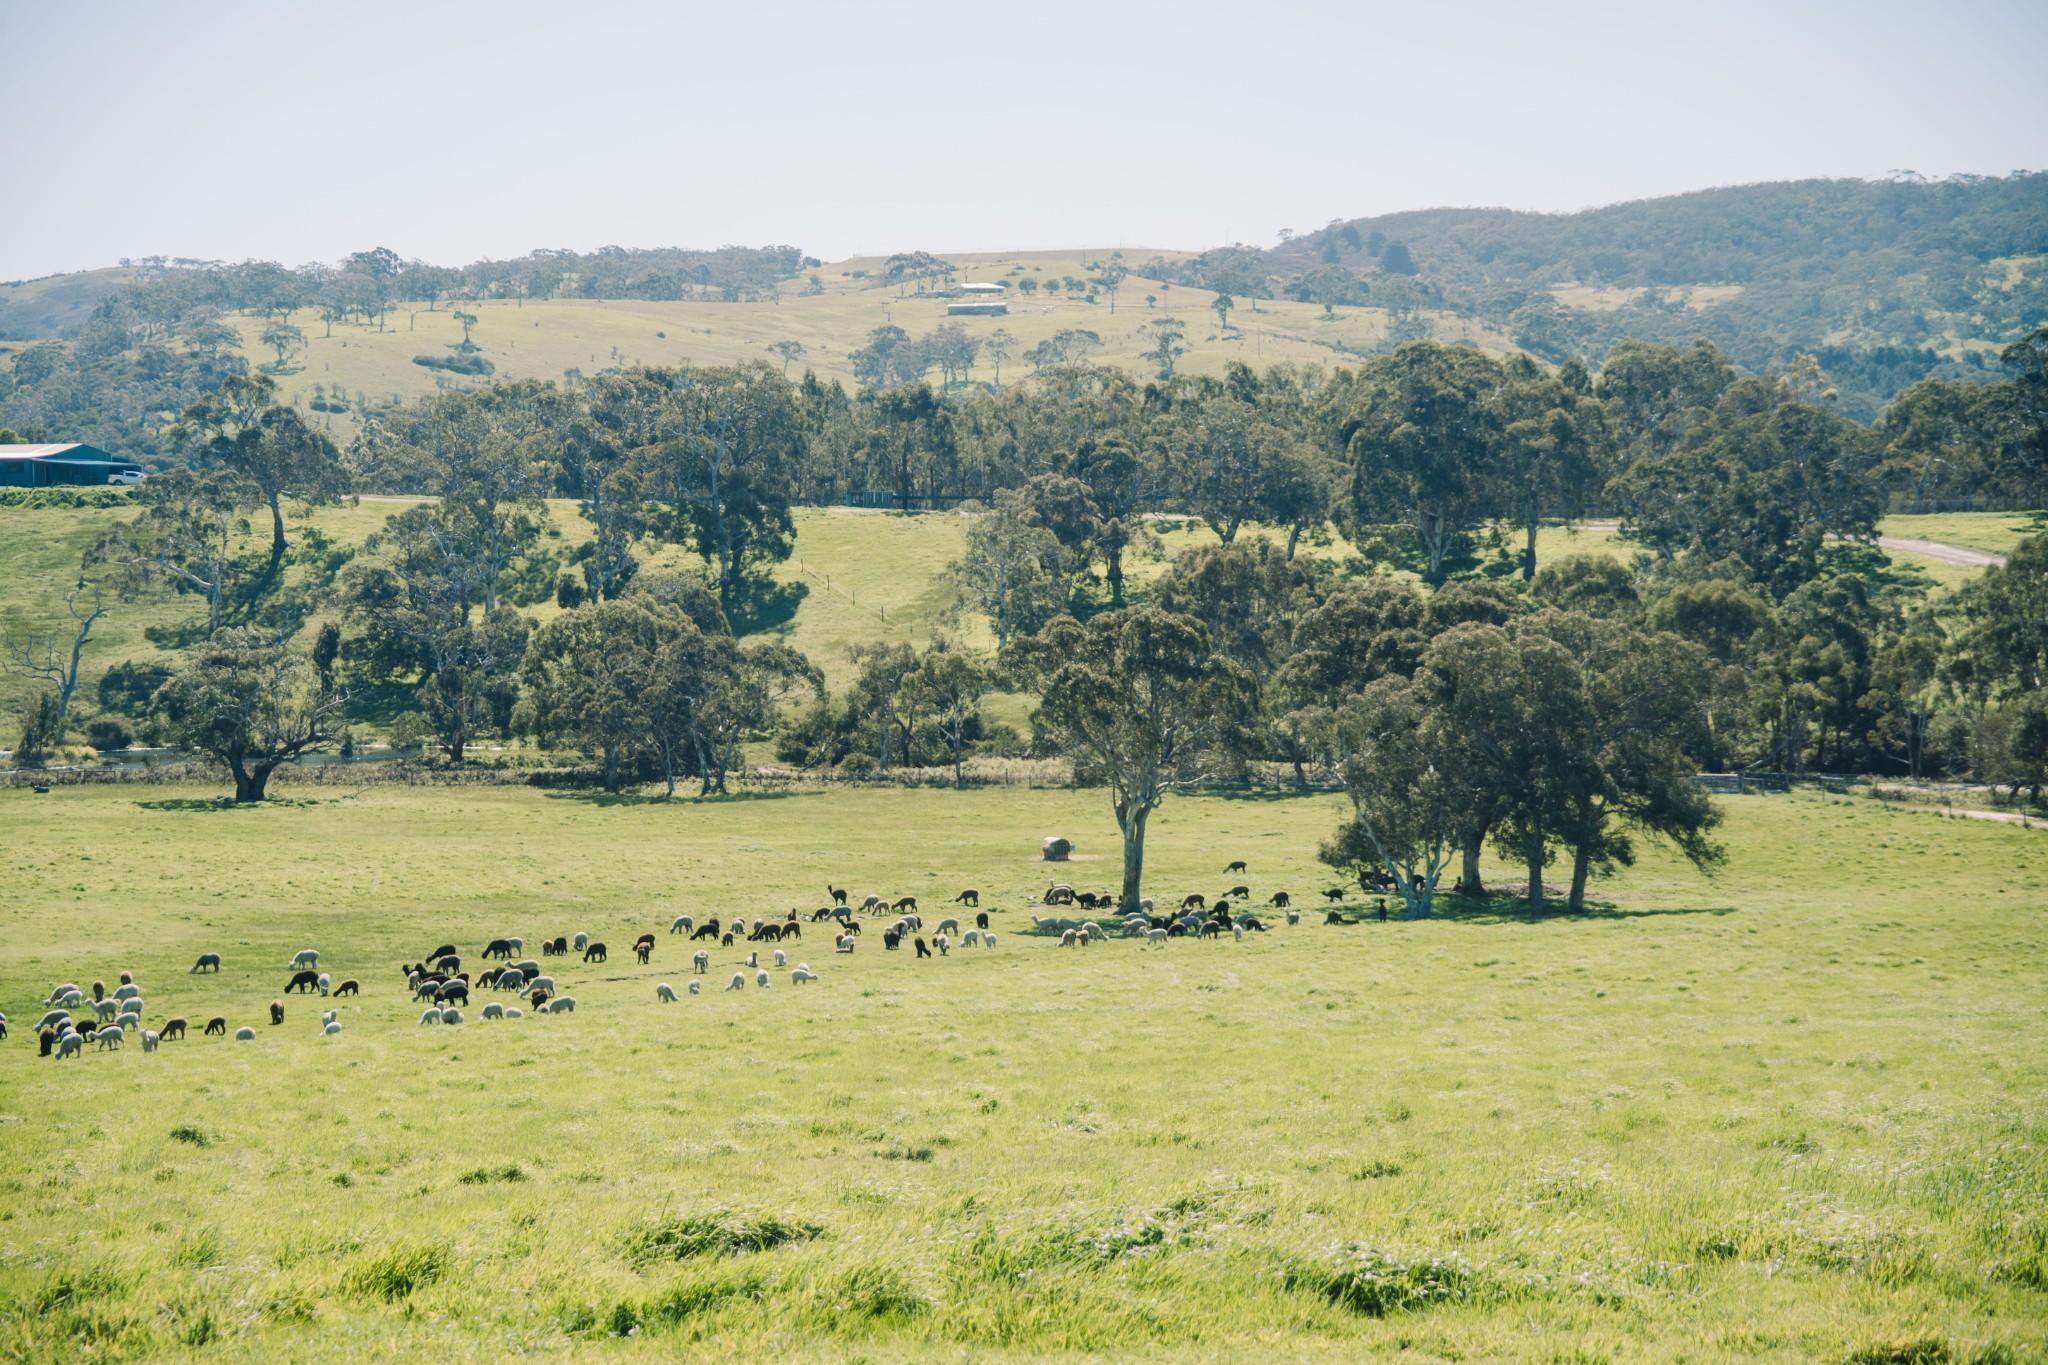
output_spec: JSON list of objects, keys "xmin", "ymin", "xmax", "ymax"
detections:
[
  {"xmin": 953, "ymin": 732, "xmax": 964, "ymax": 788},
  {"xmin": 1286, "ymin": 519, "xmax": 1303, "ymax": 560},
  {"xmin": 1523, "ymin": 517, "xmax": 1539, "ymax": 581},
  {"xmin": 1524, "ymin": 822, "xmax": 1545, "ymax": 913},
  {"xmin": 1568, "ymin": 842, "xmax": 1592, "ymax": 913},
  {"xmin": 1106, "ymin": 539, "xmax": 1125, "ymax": 608},
  {"xmin": 1117, "ymin": 800, "xmax": 1150, "ymax": 912},
  {"xmin": 231, "ymin": 759, "xmax": 271, "ymax": 803},
  {"xmin": 1458, "ymin": 830, "xmax": 1484, "ymax": 896},
  {"xmin": 268, "ymin": 491, "xmax": 288, "ymax": 560},
  {"xmin": 603, "ymin": 746, "xmax": 620, "ymax": 794}
]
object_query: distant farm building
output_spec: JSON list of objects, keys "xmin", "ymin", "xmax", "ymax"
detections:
[
  {"xmin": 947, "ymin": 299, "xmax": 1009, "ymax": 316},
  {"xmin": 958, "ymin": 282, "xmax": 1007, "ymax": 294},
  {"xmin": 0, "ymin": 444, "xmax": 144, "ymax": 487}
]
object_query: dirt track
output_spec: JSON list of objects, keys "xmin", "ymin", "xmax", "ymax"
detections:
[{"xmin": 1874, "ymin": 536, "xmax": 2007, "ymax": 568}]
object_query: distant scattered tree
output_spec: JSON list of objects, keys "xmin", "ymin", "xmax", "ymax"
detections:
[
  {"xmin": 4, "ymin": 587, "xmax": 107, "ymax": 742},
  {"xmin": 1093, "ymin": 255, "xmax": 1129, "ymax": 314},
  {"xmin": 768, "ymin": 339, "xmax": 806, "ymax": 375},
  {"xmin": 452, "ymin": 310, "xmax": 479, "ymax": 350},
  {"xmin": 907, "ymin": 642, "xmax": 996, "ymax": 787},
  {"xmin": 984, "ymin": 328, "xmax": 1016, "ymax": 385},
  {"xmin": 1145, "ymin": 317, "xmax": 1186, "ymax": 380},
  {"xmin": 153, "ymin": 628, "xmax": 346, "ymax": 802},
  {"xmin": 949, "ymin": 489, "xmax": 1065, "ymax": 649},
  {"xmin": 87, "ymin": 469, "xmax": 244, "ymax": 636},
  {"xmin": 1212, "ymin": 292, "xmax": 1234, "ymax": 331},
  {"xmin": 260, "ymin": 319, "xmax": 304, "ymax": 372},
  {"xmin": 176, "ymin": 374, "xmax": 346, "ymax": 558},
  {"xmin": 1009, "ymin": 609, "xmax": 1258, "ymax": 911},
  {"xmin": 848, "ymin": 641, "xmax": 920, "ymax": 773}
]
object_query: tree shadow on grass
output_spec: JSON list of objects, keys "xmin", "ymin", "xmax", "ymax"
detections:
[
  {"xmin": 1199, "ymin": 784, "xmax": 1342, "ymax": 804},
  {"xmin": 1417, "ymin": 892, "xmax": 1742, "ymax": 926},
  {"xmin": 726, "ymin": 575, "xmax": 808, "ymax": 635},
  {"xmin": 135, "ymin": 796, "xmax": 325, "ymax": 812},
  {"xmin": 539, "ymin": 786, "xmax": 820, "ymax": 808}
]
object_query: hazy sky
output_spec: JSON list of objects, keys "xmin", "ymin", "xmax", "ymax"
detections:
[{"xmin": 3, "ymin": 0, "xmax": 2043, "ymax": 279}]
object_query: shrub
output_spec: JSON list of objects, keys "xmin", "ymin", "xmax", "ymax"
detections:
[
  {"xmin": 621, "ymin": 1210, "xmax": 823, "ymax": 1268},
  {"xmin": 85, "ymin": 717, "xmax": 132, "ymax": 752},
  {"xmin": 169, "ymin": 1124, "xmax": 210, "ymax": 1147},
  {"xmin": 342, "ymin": 1242, "xmax": 448, "ymax": 1302},
  {"xmin": 836, "ymin": 753, "xmax": 878, "ymax": 780},
  {"xmin": 556, "ymin": 575, "xmax": 586, "ymax": 609},
  {"xmin": 1286, "ymin": 1244, "xmax": 1480, "ymax": 1316}
]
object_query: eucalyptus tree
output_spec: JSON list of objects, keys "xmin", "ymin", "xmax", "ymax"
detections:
[{"xmin": 1009, "ymin": 609, "xmax": 1258, "ymax": 910}]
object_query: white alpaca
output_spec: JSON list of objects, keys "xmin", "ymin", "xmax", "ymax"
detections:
[
  {"xmin": 687, "ymin": 980, "xmax": 701, "ymax": 995},
  {"xmin": 791, "ymin": 966, "xmax": 817, "ymax": 985},
  {"xmin": 773, "ymin": 949, "xmax": 787, "ymax": 968},
  {"xmin": 546, "ymin": 996, "xmax": 575, "ymax": 1013},
  {"xmin": 755, "ymin": 969, "xmax": 770, "ymax": 988},
  {"xmin": 573, "ymin": 932, "xmax": 589, "ymax": 953},
  {"xmin": 317, "ymin": 973, "xmax": 332, "ymax": 996},
  {"xmin": 1146, "ymin": 928, "xmax": 1168, "ymax": 946},
  {"xmin": 142, "ymin": 1029, "xmax": 159, "ymax": 1052},
  {"xmin": 935, "ymin": 918, "xmax": 960, "ymax": 938},
  {"xmin": 57, "ymin": 1032, "xmax": 84, "ymax": 1058},
  {"xmin": 440, "ymin": 1008, "xmax": 463, "ymax": 1025},
  {"xmin": 693, "ymin": 949, "xmax": 710, "ymax": 973},
  {"xmin": 670, "ymin": 914, "xmax": 692, "ymax": 934},
  {"xmin": 321, "ymin": 1009, "xmax": 338, "ymax": 1027},
  {"xmin": 1285, "ymin": 908, "xmax": 1300, "ymax": 926},
  {"xmin": 234, "ymin": 1026, "xmax": 255, "ymax": 1041},
  {"xmin": 290, "ymin": 949, "xmax": 319, "ymax": 970},
  {"xmin": 505, "ymin": 1007, "xmax": 523, "ymax": 1018},
  {"xmin": 481, "ymin": 1002, "xmax": 505, "ymax": 1019},
  {"xmin": 984, "ymin": 933, "xmax": 996, "ymax": 948},
  {"xmin": 1080, "ymin": 922, "xmax": 1105, "ymax": 942},
  {"xmin": 962, "ymin": 930, "xmax": 982, "ymax": 948},
  {"xmin": 656, "ymin": 983, "xmax": 677, "ymax": 1003},
  {"xmin": 419, "ymin": 1007, "xmax": 443, "ymax": 1026},
  {"xmin": 323, "ymin": 1021, "xmax": 342, "ymax": 1036},
  {"xmin": 45, "ymin": 983, "xmax": 79, "ymax": 1005},
  {"xmin": 727, "ymin": 972, "xmax": 745, "ymax": 991},
  {"xmin": 1058, "ymin": 928, "xmax": 1078, "ymax": 947},
  {"xmin": 1233, "ymin": 925, "xmax": 1244, "ymax": 941},
  {"xmin": 836, "ymin": 935, "xmax": 855, "ymax": 954},
  {"xmin": 114, "ymin": 983, "xmax": 141, "ymax": 1003},
  {"xmin": 746, "ymin": 951, "xmax": 759, "ymax": 969},
  {"xmin": 96, "ymin": 1025, "xmax": 124, "ymax": 1050}
]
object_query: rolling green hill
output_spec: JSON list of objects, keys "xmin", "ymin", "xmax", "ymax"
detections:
[{"xmin": 228, "ymin": 250, "xmax": 1503, "ymax": 443}]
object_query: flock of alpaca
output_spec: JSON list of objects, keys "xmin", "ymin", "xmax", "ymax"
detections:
[{"xmin": 15, "ymin": 862, "xmax": 1332, "ymax": 1059}]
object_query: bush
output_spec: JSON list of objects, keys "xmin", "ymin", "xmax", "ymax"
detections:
[
  {"xmin": 621, "ymin": 1210, "xmax": 823, "ymax": 1268},
  {"xmin": 556, "ymin": 575, "xmax": 586, "ymax": 609},
  {"xmin": 0, "ymin": 487, "xmax": 134, "ymax": 509},
  {"xmin": 1286, "ymin": 1243, "xmax": 1480, "ymax": 1316},
  {"xmin": 835, "ymin": 753, "xmax": 878, "ymax": 780},
  {"xmin": 342, "ymin": 1242, "xmax": 448, "ymax": 1302},
  {"xmin": 10, "ymin": 691, "xmax": 64, "ymax": 767},
  {"xmin": 85, "ymin": 717, "xmax": 132, "ymax": 752}
]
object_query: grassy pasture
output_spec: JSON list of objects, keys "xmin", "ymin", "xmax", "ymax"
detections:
[
  {"xmin": 0, "ymin": 782, "xmax": 2043, "ymax": 1362},
  {"xmin": 228, "ymin": 250, "xmax": 1512, "ymax": 439}
]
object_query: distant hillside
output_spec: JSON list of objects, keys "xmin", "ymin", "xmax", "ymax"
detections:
[
  {"xmin": 1251, "ymin": 175, "xmax": 2048, "ymax": 417},
  {"xmin": 0, "ymin": 267, "xmax": 138, "ymax": 339}
]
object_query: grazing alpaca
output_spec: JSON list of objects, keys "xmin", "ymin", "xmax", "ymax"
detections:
[
  {"xmin": 976, "ymin": 911, "xmax": 989, "ymax": 930},
  {"xmin": 914, "ymin": 937, "xmax": 931, "ymax": 958},
  {"xmin": 670, "ymin": 915, "xmax": 693, "ymax": 935},
  {"xmin": 205, "ymin": 1017, "xmax": 227, "ymax": 1036},
  {"xmin": 636, "ymin": 943, "xmax": 652, "ymax": 964},
  {"xmin": 583, "ymin": 942, "xmax": 608, "ymax": 963},
  {"xmin": 655, "ymin": 983, "xmax": 677, "ymax": 1003},
  {"xmin": 828, "ymin": 886, "xmax": 847, "ymax": 905},
  {"xmin": 269, "ymin": 1000, "xmax": 285, "ymax": 1025},
  {"xmin": 726, "ymin": 972, "xmax": 745, "ymax": 991},
  {"xmin": 1225, "ymin": 860, "xmax": 1247, "ymax": 873},
  {"xmin": 1322, "ymin": 887, "xmax": 1347, "ymax": 903},
  {"xmin": 160, "ymin": 1017, "xmax": 187, "ymax": 1041},
  {"xmin": 1180, "ymin": 893, "xmax": 1205, "ymax": 910},
  {"xmin": 1268, "ymin": 891, "xmax": 1290, "ymax": 908},
  {"xmin": 190, "ymin": 952, "xmax": 221, "ymax": 973},
  {"xmin": 954, "ymin": 888, "xmax": 979, "ymax": 906},
  {"xmin": 693, "ymin": 949, "xmax": 710, "ymax": 974}
]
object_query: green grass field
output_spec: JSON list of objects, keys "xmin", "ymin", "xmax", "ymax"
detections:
[{"xmin": 0, "ymin": 783, "xmax": 2042, "ymax": 1362}]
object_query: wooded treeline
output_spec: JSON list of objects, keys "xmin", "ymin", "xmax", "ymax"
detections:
[{"xmin": 3, "ymin": 291, "xmax": 2047, "ymax": 923}]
